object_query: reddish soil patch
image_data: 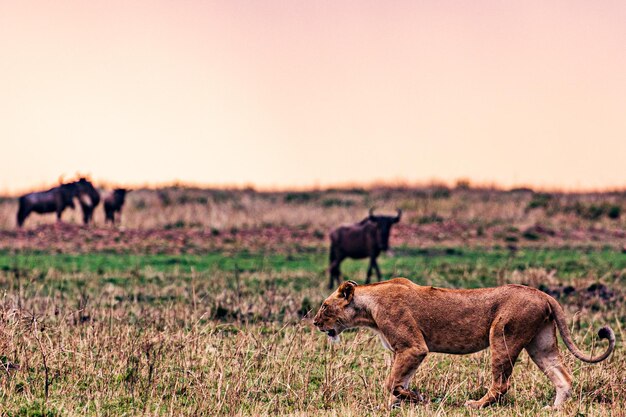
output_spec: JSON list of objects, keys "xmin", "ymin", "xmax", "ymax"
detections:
[{"xmin": 1, "ymin": 221, "xmax": 624, "ymax": 255}]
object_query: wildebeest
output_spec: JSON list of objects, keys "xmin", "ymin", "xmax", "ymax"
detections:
[
  {"xmin": 16, "ymin": 182, "xmax": 79, "ymax": 227},
  {"xmin": 328, "ymin": 208, "xmax": 401, "ymax": 289},
  {"xmin": 75, "ymin": 178, "xmax": 100, "ymax": 225},
  {"xmin": 104, "ymin": 188, "xmax": 129, "ymax": 224}
]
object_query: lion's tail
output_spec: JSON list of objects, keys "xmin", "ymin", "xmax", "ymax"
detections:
[{"xmin": 548, "ymin": 296, "xmax": 615, "ymax": 363}]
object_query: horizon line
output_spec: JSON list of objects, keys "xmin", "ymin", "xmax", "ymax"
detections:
[{"xmin": 2, "ymin": 177, "xmax": 625, "ymax": 197}]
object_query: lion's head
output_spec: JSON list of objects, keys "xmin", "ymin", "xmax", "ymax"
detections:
[{"xmin": 313, "ymin": 280, "xmax": 358, "ymax": 342}]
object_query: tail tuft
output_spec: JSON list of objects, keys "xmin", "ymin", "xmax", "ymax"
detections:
[{"xmin": 598, "ymin": 326, "xmax": 614, "ymax": 341}]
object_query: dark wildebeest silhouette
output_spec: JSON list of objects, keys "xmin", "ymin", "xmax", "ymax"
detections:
[
  {"xmin": 76, "ymin": 178, "xmax": 100, "ymax": 225},
  {"xmin": 328, "ymin": 208, "xmax": 401, "ymax": 289},
  {"xmin": 104, "ymin": 188, "xmax": 129, "ymax": 224},
  {"xmin": 17, "ymin": 182, "xmax": 79, "ymax": 227}
]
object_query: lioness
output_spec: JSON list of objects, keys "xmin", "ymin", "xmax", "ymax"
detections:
[{"xmin": 313, "ymin": 278, "xmax": 615, "ymax": 409}]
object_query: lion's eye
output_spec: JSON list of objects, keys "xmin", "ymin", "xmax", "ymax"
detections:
[{"xmin": 321, "ymin": 304, "xmax": 327, "ymax": 310}]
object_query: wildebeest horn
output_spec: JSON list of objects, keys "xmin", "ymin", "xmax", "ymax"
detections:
[
  {"xmin": 395, "ymin": 209, "xmax": 402, "ymax": 222},
  {"xmin": 369, "ymin": 207, "xmax": 375, "ymax": 218}
]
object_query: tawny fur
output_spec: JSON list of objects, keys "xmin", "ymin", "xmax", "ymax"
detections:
[{"xmin": 312, "ymin": 278, "xmax": 615, "ymax": 409}]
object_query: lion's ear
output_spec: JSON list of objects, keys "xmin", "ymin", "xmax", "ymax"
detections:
[{"xmin": 338, "ymin": 280, "xmax": 357, "ymax": 303}]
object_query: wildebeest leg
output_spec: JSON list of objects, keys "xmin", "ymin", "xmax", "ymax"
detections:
[
  {"xmin": 56, "ymin": 207, "xmax": 63, "ymax": 223},
  {"xmin": 17, "ymin": 203, "xmax": 28, "ymax": 228},
  {"xmin": 328, "ymin": 245, "xmax": 343, "ymax": 289},
  {"xmin": 367, "ymin": 256, "xmax": 381, "ymax": 284},
  {"xmin": 373, "ymin": 256, "xmax": 382, "ymax": 281},
  {"xmin": 105, "ymin": 208, "xmax": 113, "ymax": 224},
  {"xmin": 82, "ymin": 205, "xmax": 92, "ymax": 225},
  {"xmin": 366, "ymin": 258, "xmax": 373, "ymax": 284}
]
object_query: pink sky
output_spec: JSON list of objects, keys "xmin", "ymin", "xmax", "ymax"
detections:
[{"xmin": 1, "ymin": 1, "xmax": 625, "ymax": 193}]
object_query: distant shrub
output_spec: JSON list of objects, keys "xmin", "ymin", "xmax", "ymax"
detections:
[
  {"xmin": 164, "ymin": 221, "xmax": 202, "ymax": 230},
  {"xmin": 158, "ymin": 191, "xmax": 172, "ymax": 207},
  {"xmin": 313, "ymin": 229, "xmax": 325, "ymax": 239},
  {"xmin": 565, "ymin": 203, "xmax": 621, "ymax": 220},
  {"xmin": 431, "ymin": 186, "xmax": 451, "ymax": 199},
  {"xmin": 321, "ymin": 198, "xmax": 355, "ymax": 208},
  {"xmin": 455, "ymin": 179, "xmax": 471, "ymax": 190},
  {"xmin": 133, "ymin": 199, "xmax": 147, "ymax": 210},
  {"xmin": 326, "ymin": 187, "xmax": 368, "ymax": 196},
  {"xmin": 522, "ymin": 230, "xmax": 541, "ymax": 241},
  {"xmin": 504, "ymin": 235, "xmax": 519, "ymax": 243},
  {"xmin": 607, "ymin": 205, "xmax": 622, "ymax": 219},
  {"xmin": 284, "ymin": 192, "xmax": 317, "ymax": 204},
  {"xmin": 164, "ymin": 220, "xmax": 186, "ymax": 229},
  {"xmin": 509, "ymin": 187, "xmax": 534, "ymax": 194},
  {"xmin": 209, "ymin": 190, "xmax": 235, "ymax": 203},
  {"xmin": 411, "ymin": 190, "xmax": 429, "ymax": 199},
  {"xmin": 345, "ymin": 187, "xmax": 368, "ymax": 195},
  {"xmin": 584, "ymin": 204, "xmax": 606, "ymax": 220},
  {"xmin": 526, "ymin": 193, "xmax": 552, "ymax": 210},
  {"xmin": 177, "ymin": 194, "xmax": 208, "ymax": 205},
  {"xmin": 418, "ymin": 213, "xmax": 444, "ymax": 224}
]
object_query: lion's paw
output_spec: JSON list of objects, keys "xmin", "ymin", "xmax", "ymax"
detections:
[{"xmin": 464, "ymin": 400, "xmax": 484, "ymax": 409}]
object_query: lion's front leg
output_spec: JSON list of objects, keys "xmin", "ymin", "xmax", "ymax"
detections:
[{"xmin": 386, "ymin": 347, "xmax": 428, "ymax": 408}]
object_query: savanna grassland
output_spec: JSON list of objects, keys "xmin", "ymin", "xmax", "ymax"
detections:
[{"xmin": 0, "ymin": 185, "xmax": 624, "ymax": 416}]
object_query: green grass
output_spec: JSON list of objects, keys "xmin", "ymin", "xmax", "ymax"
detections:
[
  {"xmin": 0, "ymin": 247, "xmax": 623, "ymax": 416},
  {"xmin": 1, "ymin": 246, "xmax": 624, "ymax": 288}
]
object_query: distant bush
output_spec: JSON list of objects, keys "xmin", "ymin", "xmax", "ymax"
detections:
[
  {"xmin": 509, "ymin": 187, "xmax": 534, "ymax": 194},
  {"xmin": 177, "ymin": 194, "xmax": 208, "ymax": 205},
  {"xmin": 583, "ymin": 204, "xmax": 606, "ymax": 220},
  {"xmin": 326, "ymin": 187, "xmax": 368, "ymax": 196},
  {"xmin": 455, "ymin": 179, "xmax": 471, "ymax": 190},
  {"xmin": 564, "ymin": 203, "xmax": 622, "ymax": 220},
  {"xmin": 133, "ymin": 199, "xmax": 147, "ymax": 210},
  {"xmin": 164, "ymin": 221, "xmax": 202, "ymax": 230},
  {"xmin": 607, "ymin": 205, "xmax": 622, "ymax": 219},
  {"xmin": 504, "ymin": 234, "xmax": 519, "ymax": 243},
  {"xmin": 522, "ymin": 230, "xmax": 541, "ymax": 241},
  {"xmin": 418, "ymin": 213, "xmax": 444, "ymax": 224},
  {"xmin": 431, "ymin": 186, "xmax": 451, "ymax": 199},
  {"xmin": 209, "ymin": 190, "xmax": 236, "ymax": 203},
  {"xmin": 313, "ymin": 229, "xmax": 325, "ymax": 239},
  {"xmin": 526, "ymin": 193, "xmax": 552, "ymax": 210},
  {"xmin": 321, "ymin": 198, "xmax": 355, "ymax": 208},
  {"xmin": 158, "ymin": 191, "xmax": 172, "ymax": 207},
  {"xmin": 284, "ymin": 192, "xmax": 318, "ymax": 204}
]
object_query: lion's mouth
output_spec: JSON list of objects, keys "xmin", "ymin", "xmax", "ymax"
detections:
[{"xmin": 326, "ymin": 328, "xmax": 340, "ymax": 343}]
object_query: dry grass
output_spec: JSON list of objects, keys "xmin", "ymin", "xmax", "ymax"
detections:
[
  {"xmin": 1, "ymin": 187, "xmax": 625, "ymax": 254},
  {"xmin": 1, "ymin": 186, "xmax": 624, "ymax": 232},
  {"xmin": 0, "ymin": 186, "xmax": 624, "ymax": 416},
  {"xmin": 0, "ymin": 251, "xmax": 624, "ymax": 416}
]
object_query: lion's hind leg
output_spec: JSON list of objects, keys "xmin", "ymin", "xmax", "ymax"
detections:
[
  {"xmin": 465, "ymin": 319, "xmax": 527, "ymax": 409},
  {"xmin": 525, "ymin": 322, "xmax": 572, "ymax": 409}
]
